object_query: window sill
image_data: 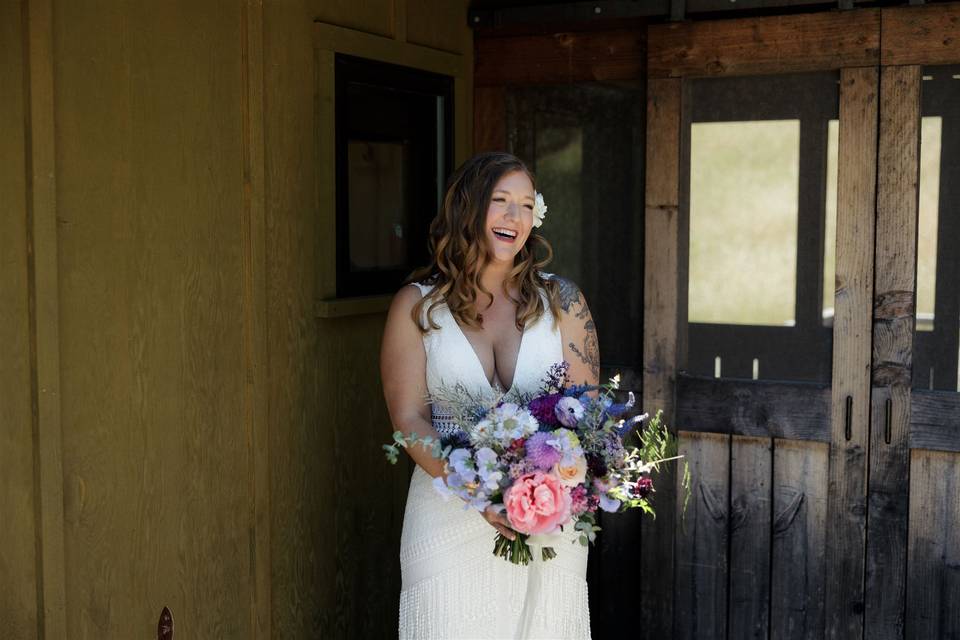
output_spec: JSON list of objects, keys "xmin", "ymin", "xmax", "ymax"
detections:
[{"xmin": 315, "ymin": 295, "xmax": 393, "ymax": 318}]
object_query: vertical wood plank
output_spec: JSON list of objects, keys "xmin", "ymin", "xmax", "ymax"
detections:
[
  {"xmin": 865, "ymin": 64, "xmax": 921, "ymax": 640},
  {"xmin": 24, "ymin": 0, "xmax": 67, "ymax": 636},
  {"xmin": 0, "ymin": 2, "xmax": 40, "ymax": 637},
  {"xmin": 906, "ymin": 449, "xmax": 960, "ymax": 638},
  {"xmin": 729, "ymin": 435, "xmax": 772, "ymax": 640},
  {"xmin": 824, "ymin": 65, "xmax": 878, "ymax": 640},
  {"xmin": 770, "ymin": 439, "xmax": 829, "ymax": 640},
  {"xmin": 265, "ymin": 4, "xmax": 333, "ymax": 637},
  {"xmin": 674, "ymin": 430, "xmax": 729, "ymax": 640},
  {"xmin": 641, "ymin": 76, "xmax": 682, "ymax": 640},
  {"xmin": 241, "ymin": 2, "xmax": 271, "ymax": 637},
  {"xmin": 771, "ymin": 439, "xmax": 829, "ymax": 639}
]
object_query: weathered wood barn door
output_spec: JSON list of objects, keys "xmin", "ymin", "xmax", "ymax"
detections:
[{"xmin": 646, "ymin": 4, "xmax": 960, "ymax": 640}]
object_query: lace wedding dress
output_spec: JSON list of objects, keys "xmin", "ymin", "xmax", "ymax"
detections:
[{"xmin": 398, "ymin": 279, "xmax": 591, "ymax": 639}]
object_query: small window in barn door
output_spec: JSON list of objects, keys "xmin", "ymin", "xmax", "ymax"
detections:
[
  {"xmin": 688, "ymin": 119, "xmax": 800, "ymax": 327},
  {"xmin": 913, "ymin": 64, "xmax": 960, "ymax": 391},
  {"xmin": 683, "ymin": 71, "xmax": 839, "ymax": 383},
  {"xmin": 334, "ymin": 54, "xmax": 453, "ymax": 297}
]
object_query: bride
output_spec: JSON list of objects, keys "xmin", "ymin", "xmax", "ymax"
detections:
[{"xmin": 380, "ymin": 151, "xmax": 600, "ymax": 639}]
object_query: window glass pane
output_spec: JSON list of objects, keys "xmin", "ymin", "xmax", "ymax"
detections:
[
  {"xmin": 536, "ymin": 127, "xmax": 584, "ymax": 282},
  {"xmin": 917, "ymin": 115, "xmax": 942, "ymax": 332},
  {"xmin": 822, "ymin": 119, "xmax": 838, "ymax": 326},
  {"xmin": 506, "ymin": 82, "xmax": 644, "ymax": 368},
  {"xmin": 347, "ymin": 140, "xmax": 409, "ymax": 271},
  {"xmin": 689, "ymin": 120, "xmax": 799, "ymax": 326},
  {"xmin": 914, "ymin": 64, "xmax": 959, "ymax": 391}
]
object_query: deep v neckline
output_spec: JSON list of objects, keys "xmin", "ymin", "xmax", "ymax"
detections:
[{"xmin": 447, "ymin": 309, "xmax": 528, "ymax": 396}]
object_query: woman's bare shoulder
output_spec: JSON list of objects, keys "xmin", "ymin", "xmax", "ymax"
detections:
[{"xmin": 386, "ymin": 283, "xmax": 424, "ymax": 323}]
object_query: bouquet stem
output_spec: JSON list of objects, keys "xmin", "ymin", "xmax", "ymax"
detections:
[{"xmin": 493, "ymin": 533, "xmax": 557, "ymax": 564}]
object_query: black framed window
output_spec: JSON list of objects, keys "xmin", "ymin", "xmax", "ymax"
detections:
[{"xmin": 335, "ymin": 53, "xmax": 453, "ymax": 297}]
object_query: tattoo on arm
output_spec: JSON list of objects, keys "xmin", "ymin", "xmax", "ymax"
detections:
[
  {"xmin": 554, "ymin": 277, "xmax": 583, "ymax": 313},
  {"xmin": 569, "ymin": 319, "xmax": 600, "ymax": 382}
]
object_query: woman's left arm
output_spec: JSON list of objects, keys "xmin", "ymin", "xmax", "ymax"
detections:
[{"xmin": 553, "ymin": 277, "xmax": 600, "ymax": 388}]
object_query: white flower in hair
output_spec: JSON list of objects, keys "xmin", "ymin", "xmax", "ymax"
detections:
[{"xmin": 533, "ymin": 191, "xmax": 548, "ymax": 228}]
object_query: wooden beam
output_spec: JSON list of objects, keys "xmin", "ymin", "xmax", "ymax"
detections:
[
  {"xmin": 474, "ymin": 29, "xmax": 645, "ymax": 87},
  {"xmin": 24, "ymin": 0, "xmax": 67, "ymax": 636},
  {"xmin": 824, "ymin": 66, "xmax": 878, "ymax": 640},
  {"xmin": 648, "ymin": 9, "xmax": 880, "ymax": 78},
  {"xmin": 676, "ymin": 374, "xmax": 832, "ymax": 442},
  {"xmin": 865, "ymin": 64, "xmax": 921, "ymax": 640},
  {"xmin": 882, "ymin": 2, "xmax": 960, "ymax": 67},
  {"xmin": 640, "ymin": 77, "xmax": 682, "ymax": 639}
]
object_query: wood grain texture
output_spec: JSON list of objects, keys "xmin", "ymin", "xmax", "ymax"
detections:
[
  {"xmin": 909, "ymin": 389, "xmax": 960, "ymax": 453},
  {"xmin": 882, "ymin": 3, "xmax": 960, "ymax": 67},
  {"xmin": 648, "ymin": 9, "xmax": 880, "ymax": 79},
  {"xmin": 865, "ymin": 64, "xmax": 921, "ymax": 640},
  {"xmin": 54, "ymin": 1, "xmax": 251, "ymax": 636},
  {"xmin": 24, "ymin": 0, "xmax": 68, "ymax": 637},
  {"xmin": 312, "ymin": 0, "xmax": 394, "ymax": 39},
  {"xmin": 771, "ymin": 439, "xmax": 829, "ymax": 639},
  {"xmin": 906, "ymin": 449, "xmax": 960, "ymax": 638},
  {"xmin": 475, "ymin": 29, "xmax": 645, "ymax": 87},
  {"xmin": 676, "ymin": 374, "xmax": 832, "ymax": 442},
  {"xmin": 640, "ymin": 77, "xmax": 681, "ymax": 640},
  {"xmin": 264, "ymin": 2, "xmax": 333, "ymax": 636},
  {"xmin": 241, "ymin": 2, "xmax": 271, "ymax": 637},
  {"xmin": 473, "ymin": 86, "xmax": 506, "ymax": 154},
  {"xmin": 0, "ymin": 3, "xmax": 40, "ymax": 637},
  {"xmin": 824, "ymin": 66, "xmax": 878, "ymax": 640},
  {"xmin": 729, "ymin": 436, "xmax": 771, "ymax": 640},
  {"xmin": 674, "ymin": 430, "xmax": 729, "ymax": 640},
  {"xmin": 405, "ymin": 0, "xmax": 470, "ymax": 54}
]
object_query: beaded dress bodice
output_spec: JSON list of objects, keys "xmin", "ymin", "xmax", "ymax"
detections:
[{"xmin": 410, "ymin": 278, "xmax": 564, "ymax": 438}]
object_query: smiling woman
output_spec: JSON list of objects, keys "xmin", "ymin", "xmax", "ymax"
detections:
[{"xmin": 380, "ymin": 151, "xmax": 597, "ymax": 638}]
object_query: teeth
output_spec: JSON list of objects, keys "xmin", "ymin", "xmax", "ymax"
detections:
[{"xmin": 493, "ymin": 227, "xmax": 517, "ymax": 238}]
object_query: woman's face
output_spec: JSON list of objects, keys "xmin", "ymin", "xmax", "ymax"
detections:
[{"xmin": 483, "ymin": 170, "xmax": 535, "ymax": 266}]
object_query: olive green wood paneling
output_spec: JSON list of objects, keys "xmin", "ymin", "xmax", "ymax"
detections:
[
  {"xmin": 263, "ymin": 2, "xmax": 333, "ymax": 636},
  {"xmin": 406, "ymin": 0, "xmax": 470, "ymax": 54},
  {"xmin": 53, "ymin": 1, "xmax": 254, "ymax": 636},
  {"xmin": 240, "ymin": 2, "xmax": 272, "ymax": 637},
  {"xmin": 24, "ymin": 0, "xmax": 68, "ymax": 636},
  {"xmin": 0, "ymin": 3, "xmax": 40, "ymax": 638},
  {"xmin": 312, "ymin": 0, "xmax": 394, "ymax": 39}
]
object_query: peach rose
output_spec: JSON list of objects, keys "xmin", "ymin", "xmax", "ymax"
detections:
[
  {"xmin": 504, "ymin": 471, "xmax": 572, "ymax": 535},
  {"xmin": 553, "ymin": 454, "xmax": 587, "ymax": 487}
]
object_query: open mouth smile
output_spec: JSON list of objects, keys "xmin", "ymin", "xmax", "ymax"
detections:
[{"xmin": 492, "ymin": 227, "xmax": 519, "ymax": 242}]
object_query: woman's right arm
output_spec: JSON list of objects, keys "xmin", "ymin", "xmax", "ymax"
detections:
[{"xmin": 380, "ymin": 284, "xmax": 447, "ymax": 479}]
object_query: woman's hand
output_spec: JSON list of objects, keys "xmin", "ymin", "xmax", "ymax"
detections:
[{"xmin": 481, "ymin": 505, "xmax": 517, "ymax": 540}]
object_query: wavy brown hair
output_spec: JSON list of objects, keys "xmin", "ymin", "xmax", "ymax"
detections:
[{"xmin": 406, "ymin": 151, "xmax": 562, "ymax": 333}]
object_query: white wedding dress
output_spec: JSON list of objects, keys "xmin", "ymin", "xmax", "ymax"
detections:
[{"xmin": 398, "ymin": 279, "xmax": 591, "ymax": 639}]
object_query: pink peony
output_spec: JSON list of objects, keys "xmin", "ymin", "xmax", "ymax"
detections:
[{"xmin": 503, "ymin": 471, "xmax": 572, "ymax": 535}]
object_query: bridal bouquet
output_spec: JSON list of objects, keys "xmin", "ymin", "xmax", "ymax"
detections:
[{"xmin": 383, "ymin": 362, "xmax": 686, "ymax": 565}]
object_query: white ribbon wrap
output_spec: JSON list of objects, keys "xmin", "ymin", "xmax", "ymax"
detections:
[{"xmin": 514, "ymin": 530, "xmax": 564, "ymax": 639}]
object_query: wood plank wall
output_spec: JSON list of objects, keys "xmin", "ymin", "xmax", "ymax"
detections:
[
  {"xmin": 1, "ymin": 1, "xmax": 474, "ymax": 638},
  {"xmin": 1, "ymin": 3, "xmax": 41, "ymax": 637}
]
